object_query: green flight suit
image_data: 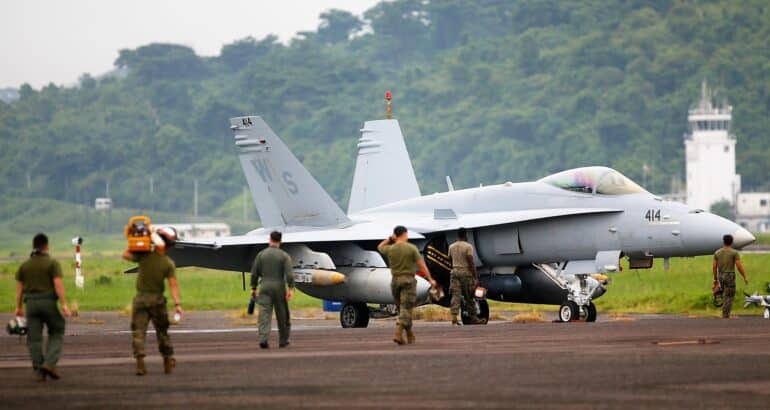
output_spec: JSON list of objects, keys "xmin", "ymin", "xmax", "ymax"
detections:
[
  {"xmin": 130, "ymin": 251, "xmax": 175, "ymax": 359},
  {"xmin": 16, "ymin": 253, "xmax": 65, "ymax": 374},
  {"xmin": 251, "ymin": 246, "xmax": 294, "ymax": 345},
  {"xmin": 378, "ymin": 242, "xmax": 421, "ymax": 330}
]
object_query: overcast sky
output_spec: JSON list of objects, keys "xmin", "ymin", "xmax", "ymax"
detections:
[{"xmin": 0, "ymin": 0, "xmax": 381, "ymax": 89}]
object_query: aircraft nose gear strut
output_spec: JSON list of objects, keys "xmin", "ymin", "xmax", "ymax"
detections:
[{"xmin": 558, "ymin": 274, "xmax": 598, "ymax": 322}]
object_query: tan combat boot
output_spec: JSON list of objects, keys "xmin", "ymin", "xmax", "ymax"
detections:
[
  {"xmin": 393, "ymin": 324, "xmax": 405, "ymax": 345},
  {"xmin": 163, "ymin": 357, "xmax": 176, "ymax": 374},
  {"xmin": 451, "ymin": 315, "xmax": 462, "ymax": 326},
  {"xmin": 135, "ymin": 358, "xmax": 146, "ymax": 376},
  {"xmin": 405, "ymin": 328, "xmax": 415, "ymax": 344}
]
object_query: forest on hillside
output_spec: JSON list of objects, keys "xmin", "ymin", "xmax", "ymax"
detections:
[{"xmin": 1, "ymin": 0, "xmax": 769, "ymax": 222}]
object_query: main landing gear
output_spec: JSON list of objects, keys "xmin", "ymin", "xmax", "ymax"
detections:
[
  {"xmin": 340, "ymin": 302, "xmax": 370, "ymax": 328},
  {"xmin": 462, "ymin": 299, "xmax": 490, "ymax": 325}
]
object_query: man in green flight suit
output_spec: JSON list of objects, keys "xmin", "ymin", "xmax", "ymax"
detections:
[
  {"xmin": 713, "ymin": 234, "xmax": 749, "ymax": 318},
  {"xmin": 378, "ymin": 225, "xmax": 437, "ymax": 345},
  {"xmin": 123, "ymin": 227, "xmax": 182, "ymax": 376},
  {"xmin": 15, "ymin": 233, "xmax": 72, "ymax": 381},
  {"xmin": 251, "ymin": 231, "xmax": 295, "ymax": 349}
]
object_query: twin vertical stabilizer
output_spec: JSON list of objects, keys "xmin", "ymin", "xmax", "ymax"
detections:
[
  {"xmin": 232, "ymin": 116, "xmax": 350, "ymax": 228},
  {"xmin": 347, "ymin": 120, "xmax": 421, "ymax": 214}
]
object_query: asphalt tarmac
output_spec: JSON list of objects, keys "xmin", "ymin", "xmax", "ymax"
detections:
[{"xmin": 1, "ymin": 311, "xmax": 769, "ymax": 409}]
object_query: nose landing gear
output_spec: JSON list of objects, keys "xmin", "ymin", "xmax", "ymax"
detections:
[{"xmin": 557, "ymin": 274, "xmax": 598, "ymax": 322}]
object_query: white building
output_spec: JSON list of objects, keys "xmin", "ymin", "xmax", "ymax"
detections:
[
  {"xmin": 736, "ymin": 193, "xmax": 770, "ymax": 233},
  {"xmin": 94, "ymin": 197, "xmax": 112, "ymax": 210},
  {"xmin": 684, "ymin": 80, "xmax": 741, "ymax": 210}
]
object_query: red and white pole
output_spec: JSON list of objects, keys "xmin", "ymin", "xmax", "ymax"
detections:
[{"xmin": 73, "ymin": 237, "xmax": 84, "ymax": 289}]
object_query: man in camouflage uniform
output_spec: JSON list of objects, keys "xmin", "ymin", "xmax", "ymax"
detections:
[
  {"xmin": 713, "ymin": 234, "xmax": 749, "ymax": 318},
  {"xmin": 251, "ymin": 231, "xmax": 294, "ymax": 349},
  {"xmin": 15, "ymin": 233, "xmax": 72, "ymax": 381},
  {"xmin": 123, "ymin": 227, "xmax": 182, "ymax": 375},
  {"xmin": 448, "ymin": 228, "xmax": 484, "ymax": 325},
  {"xmin": 378, "ymin": 226, "xmax": 437, "ymax": 345}
]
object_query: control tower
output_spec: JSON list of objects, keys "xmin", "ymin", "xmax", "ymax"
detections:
[{"xmin": 684, "ymin": 80, "xmax": 740, "ymax": 210}]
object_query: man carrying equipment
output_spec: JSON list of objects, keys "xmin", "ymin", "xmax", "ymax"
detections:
[
  {"xmin": 251, "ymin": 231, "xmax": 294, "ymax": 349},
  {"xmin": 378, "ymin": 226, "xmax": 438, "ymax": 345},
  {"xmin": 448, "ymin": 228, "xmax": 484, "ymax": 325},
  {"xmin": 713, "ymin": 234, "xmax": 748, "ymax": 318},
  {"xmin": 15, "ymin": 233, "xmax": 71, "ymax": 381},
  {"xmin": 123, "ymin": 226, "xmax": 182, "ymax": 375}
]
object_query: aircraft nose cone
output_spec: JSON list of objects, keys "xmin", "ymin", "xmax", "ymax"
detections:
[{"xmin": 732, "ymin": 227, "xmax": 756, "ymax": 249}]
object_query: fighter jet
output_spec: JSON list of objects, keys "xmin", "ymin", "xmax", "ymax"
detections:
[{"xmin": 169, "ymin": 114, "xmax": 755, "ymax": 326}]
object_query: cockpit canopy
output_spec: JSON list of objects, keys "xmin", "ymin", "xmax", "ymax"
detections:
[{"xmin": 539, "ymin": 166, "xmax": 647, "ymax": 195}]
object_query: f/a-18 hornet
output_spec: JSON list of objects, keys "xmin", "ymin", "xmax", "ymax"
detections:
[{"xmin": 169, "ymin": 111, "xmax": 755, "ymax": 326}]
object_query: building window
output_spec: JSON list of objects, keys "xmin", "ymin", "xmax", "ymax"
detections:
[{"xmin": 761, "ymin": 199, "xmax": 768, "ymax": 207}]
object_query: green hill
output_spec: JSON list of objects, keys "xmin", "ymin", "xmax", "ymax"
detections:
[{"xmin": 1, "ymin": 0, "xmax": 769, "ymax": 220}]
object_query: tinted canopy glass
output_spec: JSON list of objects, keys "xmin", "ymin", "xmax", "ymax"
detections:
[{"xmin": 539, "ymin": 167, "xmax": 646, "ymax": 195}]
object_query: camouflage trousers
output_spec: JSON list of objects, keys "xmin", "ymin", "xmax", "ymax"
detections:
[
  {"xmin": 391, "ymin": 275, "xmax": 417, "ymax": 330},
  {"xmin": 450, "ymin": 272, "xmax": 478, "ymax": 317},
  {"xmin": 24, "ymin": 296, "xmax": 65, "ymax": 372},
  {"xmin": 131, "ymin": 294, "xmax": 173, "ymax": 359},
  {"xmin": 719, "ymin": 271, "xmax": 736, "ymax": 318}
]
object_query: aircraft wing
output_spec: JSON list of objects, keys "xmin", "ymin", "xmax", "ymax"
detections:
[
  {"xmin": 169, "ymin": 223, "xmax": 425, "ymax": 272},
  {"xmin": 386, "ymin": 208, "xmax": 624, "ymax": 234}
]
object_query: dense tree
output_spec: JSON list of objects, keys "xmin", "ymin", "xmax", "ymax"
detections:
[
  {"xmin": 1, "ymin": 0, "xmax": 769, "ymax": 225},
  {"xmin": 317, "ymin": 9, "xmax": 363, "ymax": 43}
]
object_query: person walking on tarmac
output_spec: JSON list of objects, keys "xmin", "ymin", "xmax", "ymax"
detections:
[
  {"xmin": 15, "ymin": 233, "xmax": 72, "ymax": 381},
  {"xmin": 123, "ymin": 227, "xmax": 182, "ymax": 376},
  {"xmin": 378, "ymin": 226, "xmax": 438, "ymax": 345},
  {"xmin": 713, "ymin": 234, "xmax": 749, "ymax": 318},
  {"xmin": 251, "ymin": 231, "xmax": 294, "ymax": 349},
  {"xmin": 448, "ymin": 228, "xmax": 484, "ymax": 325}
]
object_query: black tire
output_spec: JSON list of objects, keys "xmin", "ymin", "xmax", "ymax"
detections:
[
  {"xmin": 356, "ymin": 303, "xmax": 370, "ymax": 327},
  {"xmin": 462, "ymin": 299, "xmax": 489, "ymax": 325},
  {"xmin": 478, "ymin": 299, "xmax": 489, "ymax": 324},
  {"xmin": 585, "ymin": 302, "xmax": 597, "ymax": 322},
  {"xmin": 558, "ymin": 301, "xmax": 579, "ymax": 322},
  {"xmin": 340, "ymin": 303, "xmax": 370, "ymax": 328}
]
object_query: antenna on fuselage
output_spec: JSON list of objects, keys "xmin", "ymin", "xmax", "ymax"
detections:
[
  {"xmin": 385, "ymin": 90, "xmax": 393, "ymax": 119},
  {"xmin": 446, "ymin": 176, "xmax": 455, "ymax": 191}
]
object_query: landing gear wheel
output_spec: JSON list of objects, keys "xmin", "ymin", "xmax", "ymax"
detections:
[
  {"xmin": 585, "ymin": 302, "xmax": 597, "ymax": 322},
  {"xmin": 558, "ymin": 301, "xmax": 580, "ymax": 322},
  {"xmin": 462, "ymin": 299, "xmax": 489, "ymax": 325},
  {"xmin": 340, "ymin": 303, "xmax": 370, "ymax": 328},
  {"xmin": 478, "ymin": 299, "xmax": 489, "ymax": 324}
]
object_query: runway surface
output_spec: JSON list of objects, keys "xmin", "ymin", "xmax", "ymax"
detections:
[{"xmin": 2, "ymin": 311, "xmax": 770, "ymax": 409}]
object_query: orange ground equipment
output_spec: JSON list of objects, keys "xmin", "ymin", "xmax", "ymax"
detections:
[{"xmin": 125, "ymin": 216, "xmax": 152, "ymax": 253}]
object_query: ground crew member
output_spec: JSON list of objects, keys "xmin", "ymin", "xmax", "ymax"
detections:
[
  {"xmin": 251, "ymin": 231, "xmax": 294, "ymax": 349},
  {"xmin": 448, "ymin": 228, "xmax": 484, "ymax": 325},
  {"xmin": 378, "ymin": 226, "xmax": 437, "ymax": 345},
  {"xmin": 15, "ymin": 233, "xmax": 71, "ymax": 381},
  {"xmin": 123, "ymin": 227, "xmax": 181, "ymax": 375},
  {"xmin": 713, "ymin": 234, "xmax": 748, "ymax": 318}
]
